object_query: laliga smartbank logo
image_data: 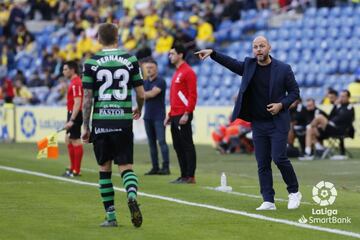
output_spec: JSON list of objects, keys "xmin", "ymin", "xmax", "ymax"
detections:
[
  {"xmin": 298, "ymin": 181, "xmax": 351, "ymax": 225},
  {"xmin": 312, "ymin": 180, "xmax": 337, "ymax": 206}
]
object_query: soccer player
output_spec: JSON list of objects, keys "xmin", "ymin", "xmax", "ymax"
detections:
[
  {"xmin": 81, "ymin": 23, "xmax": 144, "ymax": 227},
  {"xmin": 63, "ymin": 61, "xmax": 83, "ymax": 177}
]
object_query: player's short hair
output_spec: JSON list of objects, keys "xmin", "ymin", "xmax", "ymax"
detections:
[
  {"xmin": 172, "ymin": 43, "xmax": 187, "ymax": 58},
  {"xmin": 98, "ymin": 23, "xmax": 118, "ymax": 46},
  {"xmin": 141, "ymin": 57, "xmax": 158, "ymax": 65},
  {"xmin": 64, "ymin": 61, "xmax": 78, "ymax": 74}
]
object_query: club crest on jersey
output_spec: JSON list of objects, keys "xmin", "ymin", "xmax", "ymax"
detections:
[{"xmin": 175, "ymin": 73, "xmax": 182, "ymax": 83}]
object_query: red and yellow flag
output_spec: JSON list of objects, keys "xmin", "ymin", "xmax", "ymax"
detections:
[{"xmin": 36, "ymin": 133, "xmax": 59, "ymax": 159}]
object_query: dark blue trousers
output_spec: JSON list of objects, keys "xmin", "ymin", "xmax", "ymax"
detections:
[
  {"xmin": 252, "ymin": 120, "xmax": 299, "ymax": 203},
  {"xmin": 144, "ymin": 119, "xmax": 170, "ymax": 169}
]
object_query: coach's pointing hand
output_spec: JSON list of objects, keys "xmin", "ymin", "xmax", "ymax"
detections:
[{"xmin": 195, "ymin": 49, "xmax": 213, "ymax": 60}]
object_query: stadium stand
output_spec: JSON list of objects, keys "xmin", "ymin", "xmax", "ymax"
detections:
[{"xmin": 0, "ymin": 0, "xmax": 359, "ymax": 107}]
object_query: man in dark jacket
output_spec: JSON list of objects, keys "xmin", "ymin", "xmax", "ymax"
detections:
[{"xmin": 196, "ymin": 36, "xmax": 301, "ymax": 210}]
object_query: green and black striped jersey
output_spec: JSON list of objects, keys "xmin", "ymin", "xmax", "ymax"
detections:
[{"xmin": 82, "ymin": 48, "xmax": 143, "ymax": 129}]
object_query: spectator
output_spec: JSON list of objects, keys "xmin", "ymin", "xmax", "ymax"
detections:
[
  {"xmin": 28, "ymin": 72, "xmax": 43, "ymax": 87},
  {"xmin": 0, "ymin": 3, "xmax": 10, "ymax": 35},
  {"xmin": 300, "ymin": 90, "xmax": 355, "ymax": 160},
  {"xmin": 13, "ymin": 78, "xmax": 35, "ymax": 105},
  {"xmin": 179, "ymin": 20, "xmax": 197, "ymax": 40},
  {"xmin": 1, "ymin": 44, "xmax": 15, "ymax": 71},
  {"xmin": 12, "ymin": 23, "xmax": 34, "ymax": 52},
  {"xmin": 154, "ymin": 30, "xmax": 174, "ymax": 55},
  {"xmin": 4, "ymin": 0, "xmax": 26, "ymax": 37},
  {"xmin": 144, "ymin": 8, "xmax": 160, "ymax": 40},
  {"xmin": 76, "ymin": 30, "xmax": 99, "ymax": 56},
  {"xmin": 221, "ymin": 0, "xmax": 242, "ymax": 22},
  {"xmin": 321, "ymin": 88, "xmax": 338, "ymax": 105},
  {"xmin": 123, "ymin": 32, "xmax": 137, "ymax": 51},
  {"xmin": 195, "ymin": 18, "xmax": 215, "ymax": 49},
  {"xmin": 29, "ymin": 0, "xmax": 53, "ymax": 20},
  {"xmin": 291, "ymin": 98, "xmax": 327, "ymax": 154},
  {"xmin": 45, "ymin": 76, "xmax": 67, "ymax": 105},
  {"xmin": 1, "ymin": 77, "xmax": 14, "ymax": 103}
]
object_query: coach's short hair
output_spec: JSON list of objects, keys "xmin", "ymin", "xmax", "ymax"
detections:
[
  {"xmin": 98, "ymin": 23, "xmax": 118, "ymax": 46},
  {"xmin": 64, "ymin": 60, "xmax": 78, "ymax": 74},
  {"xmin": 141, "ymin": 56, "xmax": 158, "ymax": 65}
]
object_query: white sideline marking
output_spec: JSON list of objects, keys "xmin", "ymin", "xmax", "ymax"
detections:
[
  {"xmin": 204, "ymin": 187, "xmax": 313, "ymax": 205},
  {"xmin": 1, "ymin": 165, "xmax": 359, "ymax": 239}
]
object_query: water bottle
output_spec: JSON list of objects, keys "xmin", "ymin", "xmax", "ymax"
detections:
[{"xmin": 221, "ymin": 172, "xmax": 227, "ymax": 187}]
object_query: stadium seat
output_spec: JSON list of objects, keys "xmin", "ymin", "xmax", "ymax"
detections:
[
  {"xmin": 329, "ymin": 6, "xmax": 341, "ymax": 18},
  {"xmin": 340, "ymin": 27, "xmax": 352, "ymax": 39},
  {"xmin": 342, "ymin": 6, "xmax": 354, "ymax": 17},
  {"xmin": 349, "ymin": 60, "xmax": 359, "ymax": 73},
  {"xmin": 278, "ymin": 29, "xmax": 290, "ymax": 40},
  {"xmin": 230, "ymin": 28, "xmax": 242, "ymax": 41},
  {"xmin": 302, "ymin": 28, "xmax": 314, "ymax": 40},
  {"xmin": 303, "ymin": 18, "xmax": 316, "ymax": 29},
  {"xmin": 288, "ymin": 51, "xmax": 300, "ymax": 62},
  {"xmin": 214, "ymin": 30, "xmax": 229, "ymax": 43},
  {"xmin": 302, "ymin": 50, "xmax": 312, "ymax": 63},
  {"xmin": 338, "ymin": 61, "xmax": 350, "ymax": 74},
  {"xmin": 315, "ymin": 73, "xmax": 326, "ymax": 87},
  {"xmin": 304, "ymin": 7, "xmax": 317, "ymax": 18},
  {"xmin": 267, "ymin": 29, "xmax": 278, "ymax": 41},
  {"xmin": 317, "ymin": 8, "xmax": 330, "ymax": 18},
  {"xmin": 304, "ymin": 73, "xmax": 316, "ymax": 87}
]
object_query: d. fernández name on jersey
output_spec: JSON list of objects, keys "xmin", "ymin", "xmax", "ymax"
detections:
[{"xmin": 82, "ymin": 49, "xmax": 143, "ymax": 129}]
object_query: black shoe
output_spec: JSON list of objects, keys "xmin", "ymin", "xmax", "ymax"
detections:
[
  {"xmin": 100, "ymin": 220, "xmax": 118, "ymax": 227},
  {"xmin": 128, "ymin": 198, "xmax": 142, "ymax": 228},
  {"xmin": 170, "ymin": 177, "xmax": 187, "ymax": 184},
  {"xmin": 144, "ymin": 168, "xmax": 159, "ymax": 175},
  {"xmin": 62, "ymin": 169, "xmax": 74, "ymax": 178},
  {"xmin": 158, "ymin": 168, "xmax": 170, "ymax": 175}
]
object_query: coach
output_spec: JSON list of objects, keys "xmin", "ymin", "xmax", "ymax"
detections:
[{"xmin": 196, "ymin": 36, "xmax": 301, "ymax": 210}]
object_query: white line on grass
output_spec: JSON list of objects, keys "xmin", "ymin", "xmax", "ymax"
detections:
[
  {"xmin": 204, "ymin": 187, "xmax": 313, "ymax": 205},
  {"xmin": 1, "ymin": 165, "xmax": 359, "ymax": 239}
]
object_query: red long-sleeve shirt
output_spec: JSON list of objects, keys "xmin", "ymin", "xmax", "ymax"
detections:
[{"xmin": 169, "ymin": 62, "xmax": 197, "ymax": 116}]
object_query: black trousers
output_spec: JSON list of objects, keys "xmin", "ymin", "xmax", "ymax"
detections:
[{"xmin": 170, "ymin": 114, "xmax": 196, "ymax": 178}]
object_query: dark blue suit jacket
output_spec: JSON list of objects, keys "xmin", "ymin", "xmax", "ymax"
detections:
[{"xmin": 211, "ymin": 51, "xmax": 300, "ymax": 133}]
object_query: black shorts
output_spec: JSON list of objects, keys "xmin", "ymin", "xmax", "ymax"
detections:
[
  {"xmin": 92, "ymin": 128, "xmax": 133, "ymax": 166},
  {"xmin": 66, "ymin": 111, "xmax": 83, "ymax": 139},
  {"xmin": 318, "ymin": 124, "xmax": 344, "ymax": 140}
]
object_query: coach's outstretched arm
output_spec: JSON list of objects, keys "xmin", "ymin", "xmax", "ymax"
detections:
[{"xmin": 195, "ymin": 49, "xmax": 244, "ymax": 76}]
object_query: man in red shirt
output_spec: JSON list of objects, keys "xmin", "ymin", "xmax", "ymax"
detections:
[
  {"xmin": 164, "ymin": 44, "xmax": 198, "ymax": 184},
  {"xmin": 2, "ymin": 78, "xmax": 15, "ymax": 103},
  {"xmin": 62, "ymin": 61, "xmax": 83, "ymax": 177}
]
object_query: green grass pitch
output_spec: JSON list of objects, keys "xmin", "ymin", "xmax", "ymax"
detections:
[{"xmin": 0, "ymin": 143, "xmax": 359, "ymax": 240}]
